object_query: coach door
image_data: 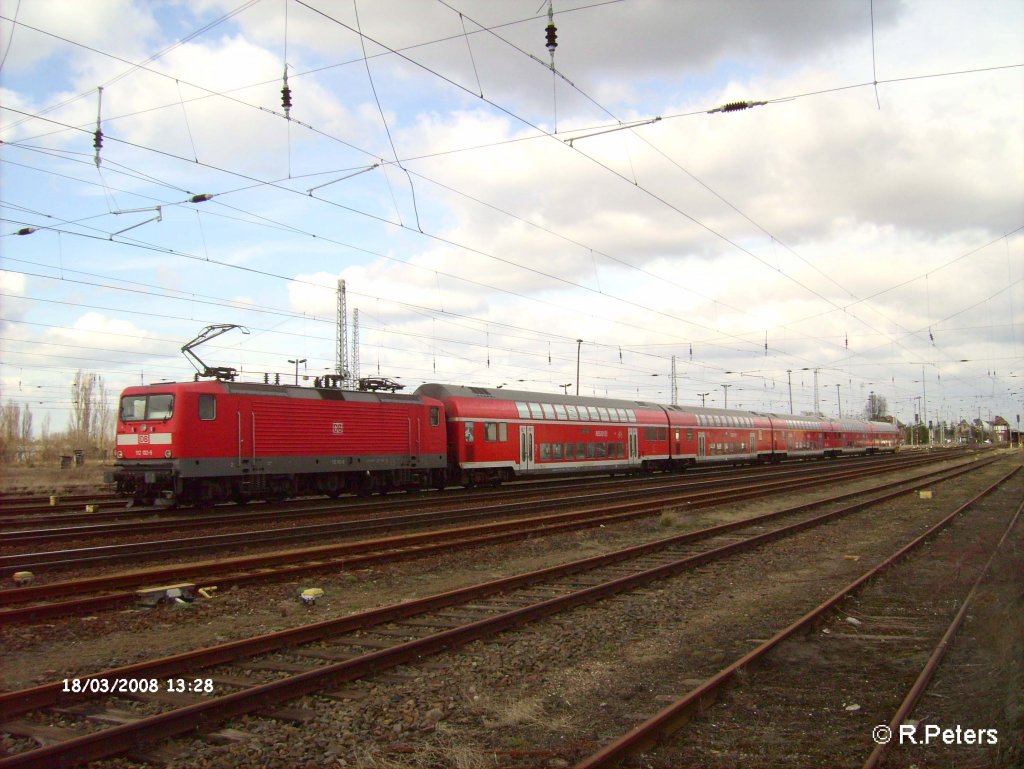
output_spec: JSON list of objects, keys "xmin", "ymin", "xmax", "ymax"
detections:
[
  {"xmin": 697, "ymin": 432, "xmax": 706, "ymax": 460},
  {"xmin": 519, "ymin": 425, "xmax": 535, "ymax": 471},
  {"xmin": 628, "ymin": 427, "xmax": 639, "ymax": 466}
]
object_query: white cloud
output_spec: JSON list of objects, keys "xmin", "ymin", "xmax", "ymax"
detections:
[{"xmin": 0, "ymin": 0, "xmax": 1020, "ymax": 427}]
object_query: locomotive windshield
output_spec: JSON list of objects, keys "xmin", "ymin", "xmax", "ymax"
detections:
[{"xmin": 120, "ymin": 393, "xmax": 174, "ymax": 421}]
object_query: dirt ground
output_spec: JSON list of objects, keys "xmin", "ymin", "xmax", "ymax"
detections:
[
  {"xmin": 0, "ymin": 462, "xmax": 111, "ymax": 494},
  {"xmin": 2, "ymin": 452, "xmax": 1022, "ymax": 768}
]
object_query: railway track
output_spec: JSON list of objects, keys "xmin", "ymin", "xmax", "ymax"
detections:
[
  {"xmin": 572, "ymin": 466, "xmax": 1022, "ymax": 768},
  {"xmin": 0, "ymin": 456, "xmax": 897, "ymax": 545},
  {"xmin": 0, "ymin": 453, "xmax": 988, "ymax": 623},
  {"xmin": 0, "ymin": 457, "xmax": 1014, "ymax": 767},
  {"xmin": 0, "ymin": 452, "xmax": 950, "ymax": 558},
  {"xmin": 0, "ymin": 450, "xmax": 972, "ymax": 530}
]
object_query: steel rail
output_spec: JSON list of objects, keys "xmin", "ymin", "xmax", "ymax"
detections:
[
  {"xmin": 0, "ymin": 455, "xmax": 994, "ymax": 622},
  {"xmin": 0, "ymin": 453, "xmax": 960, "ymax": 573},
  {"xmin": 860, "ymin": 496, "xmax": 1024, "ymax": 769},
  {"xmin": 2, "ymin": 457, "xmax": 997, "ymax": 714},
  {"xmin": 0, "ymin": 452, "xmax": 960, "ymax": 539},
  {"xmin": 570, "ymin": 466, "xmax": 1021, "ymax": 768},
  {"xmin": 0, "ymin": 462, "xmax": 1008, "ymax": 767},
  {"xmin": 0, "ymin": 453, "xmax": 854, "ymax": 528}
]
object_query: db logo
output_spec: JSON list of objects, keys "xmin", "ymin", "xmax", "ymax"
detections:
[
  {"xmin": 138, "ymin": 434, "xmax": 151, "ymax": 444},
  {"xmin": 332, "ymin": 422, "xmax": 344, "ymax": 435}
]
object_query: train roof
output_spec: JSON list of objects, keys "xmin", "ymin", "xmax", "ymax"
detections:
[
  {"xmin": 418, "ymin": 383, "xmax": 770, "ymax": 420},
  {"xmin": 124, "ymin": 380, "xmax": 434, "ymax": 406},
  {"xmin": 759, "ymin": 411, "xmax": 899, "ymax": 430},
  {"xmin": 415, "ymin": 383, "xmax": 669, "ymax": 411}
]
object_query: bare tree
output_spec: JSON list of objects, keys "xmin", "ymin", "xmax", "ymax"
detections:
[
  {"xmin": 71, "ymin": 371, "xmax": 94, "ymax": 446},
  {"xmin": 0, "ymin": 399, "xmax": 20, "ymax": 462},
  {"xmin": 20, "ymin": 405, "xmax": 32, "ymax": 442},
  {"xmin": 70, "ymin": 371, "xmax": 113, "ymax": 456}
]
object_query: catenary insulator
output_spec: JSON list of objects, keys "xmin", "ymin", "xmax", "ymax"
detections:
[{"xmin": 281, "ymin": 67, "xmax": 292, "ymax": 118}]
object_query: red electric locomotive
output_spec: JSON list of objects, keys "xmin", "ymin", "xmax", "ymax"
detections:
[{"xmin": 112, "ymin": 380, "xmax": 447, "ymax": 505}]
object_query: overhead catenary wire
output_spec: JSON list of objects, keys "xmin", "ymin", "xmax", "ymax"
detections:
[{"xmin": 2, "ymin": 4, "xmax": 1015, "ymax": 415}]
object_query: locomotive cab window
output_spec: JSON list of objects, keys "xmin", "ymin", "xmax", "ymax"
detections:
[
  {"xmin": 121, "ymin": 393, "xmax": 174, "ymax": 422},
  {"xmin": 198, "ymin": 394, "xmax": 217, "ymax": 421},
  {"xmin": 430, "ymin": 406, "xmax": 440, "ymax": 427},
  {"xmin": 121, "ymin": 395, "xmax": 147, "ymax": 421}
]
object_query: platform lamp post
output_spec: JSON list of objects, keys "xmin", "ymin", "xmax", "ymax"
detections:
[
  {"xmin": 288, "ymin": 358, "xmax": 307, "ymax": 385},
  {"xmin": 787, "ymin": 370, "xmax": 793, "ymax": 414},
  {"xmin": 575, "ymin": 339, "xmax": 583, "ymax": 395},
  {"xmin": 698, "ymin": 392, "xmax": 709, "ymax": 407},
  {"xmin": 721, "ymin": 383, "xmax": 731, "ymax": 408},
  {"xmin": 835, "ymin": 383, "xmax": 842, "ymax": 418}
]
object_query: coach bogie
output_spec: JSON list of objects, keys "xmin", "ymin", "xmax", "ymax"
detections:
[{"xmin": 317, "ymin": 472, "xmax": 344, "ymax": 498}]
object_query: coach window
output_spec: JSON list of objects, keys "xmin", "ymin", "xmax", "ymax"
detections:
[
  {"xmin": 199, "ymin": 394, "xmax": 217, "ymax": 421},
  {"xmin": 529, "ymin": 402, "xmax": 543, "ymax": 419},
  {"xmin": 516, "ymin": 402, "xmax": 530, "ymax": 419},
  {"xmin": 565, "ymin": 443, "xmax": 576, "ymax": 460},
  {"xmin": 484, "ymin": 422, "xmax": 508, "ymax": 442},
  {"xmin": 577, "ymin": 442, "xmax": 587, "ymax": 458},
  {"xmin": 542, "ymin": 403, "xmax": 556, "ymax": 419},
  {"xmin": 552, "ymin": 442, "xmax": 563, "ymax": 460},
  {"xmin": 465, "ymin": 422, "xmax": 475, "ymax": 443},
  {"xmin": 540, "ymin": 443, "xmax": 551, "ymax": 461},
  {"xmin": 554, "ymin": 404, "xmax": 568, "ymax": 420}
]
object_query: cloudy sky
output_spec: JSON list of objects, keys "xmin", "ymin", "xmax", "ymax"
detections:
[{"xmin": 1, "ymin": 0, "xmax": 1022, "ymax": 435}]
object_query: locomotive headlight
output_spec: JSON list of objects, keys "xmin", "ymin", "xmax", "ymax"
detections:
[
  {"xmin": 116, "ymin": 450, "xmax": 124, "ymax": 459},
  {"xmin": 164, "ymin": 450, "xmax": 172, "ymax": 458}
]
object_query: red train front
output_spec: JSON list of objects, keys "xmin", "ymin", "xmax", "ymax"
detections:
[{"xmin": 112, "ymin": 380, "xmax": 447, "ymax": 505}]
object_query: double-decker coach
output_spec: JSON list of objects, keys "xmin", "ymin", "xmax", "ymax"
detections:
[
  {"xmin": 663, "ymin": 405, "xmax": 776, "ymax": 467},
  {"xmin": 415, "ymin": 384, "xmax": 672, "ymax": 485}
]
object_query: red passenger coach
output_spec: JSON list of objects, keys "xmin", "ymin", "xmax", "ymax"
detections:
[
  {"xmin": 764, "ymin": 414, "xmax": 900, "ymax": 459},
  {"xmin": 112, "ymin": 381, "xmax": 447, "ymax": 505},
  {"xmin": 415, "ymin": 384, "xmax": 671, "ymax": 485},
  {"xmin": 663, "ymin": 406, "xmax": 776, "ymax": 466}
]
